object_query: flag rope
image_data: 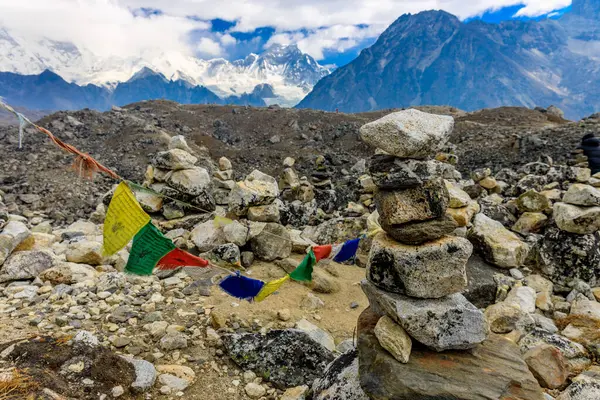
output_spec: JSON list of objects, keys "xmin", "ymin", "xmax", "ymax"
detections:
[{"xmin": 1, "ymin": 99, "xmax": 382, "ymax": 302}]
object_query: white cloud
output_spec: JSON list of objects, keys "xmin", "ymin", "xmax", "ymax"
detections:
[
  {"xmin": 0, "ymin": 0, "xmax": 209, "ymax": 59},
  {"xmin": 267, "ymin": 24, "xmax": 385, "ymax": 59},
  {"xmin": 196, "ymin": 37, "xmax": 223, "ymax": 56},
  {"xmin": 0, "ymin": 0, "xmax": 573, "ymax": 62},
  {"xmin": 219, "ymin": 33, "xmax": 238, "ymax": 46}
]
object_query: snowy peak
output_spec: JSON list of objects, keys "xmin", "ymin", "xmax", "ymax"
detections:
[
  {"xmin": 128, "ymin": 67, "xmax": 167, "ymax": 82},
  {"xmin": 0, "ymin": 32, "xmax": 331, "ymax": 107}
]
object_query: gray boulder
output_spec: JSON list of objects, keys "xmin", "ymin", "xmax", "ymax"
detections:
[
  {"xmin": 312, "ymin": 350, "xmax": 369, "ymax": 400},
  {"xmin": 152, "ymin": 149, "xmax": 197, "ymax": 170},
  {"xmin": 223, "ymin": 329, "xmax": 335, "ymax": 389},
  {"xmin": 122, "ymin": 356, "xmax": 157, "ymax": 393},
  {"xmin": 166, "ymin": 167, "xmax": 212, "ymax": 197},
  {"xmin": 359, "ymin": 109, "xmax": 454, "ymax": 158},
  {"xmin": 358, "ymin": 308, "xmax": 544, "ymax": 400},
  {"xmin": 366, "ymin": 233, "xmax": 471, "ymax": 298},
  {"xmin": 301, "ymin": 217, "xmax": 366, "ymax": 245},
  {"xmin": 0, "ymin": 250, "xmax": 55, "ymax": 282},
  {"xmin": 250, "ymin": 223, "xmax": 292, "ymax": 261},
  {"xmin": 362, "ymin": 280, "xmax": 488, "ymax": 351},
  {"xmin": 228, "ymin": 170, "xmax": 279, "ymax": 216},
  {"xmin": 0, "ymin": 221, "xmax": 30, "ymax": 266},
  {"xmin": 191, "ymin": 220, "xmax": 226, "ymax": 252}
]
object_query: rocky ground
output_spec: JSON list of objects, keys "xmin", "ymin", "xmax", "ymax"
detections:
[
  {"xmin": 0, "ymin": 103, "xmax": 600, "ymax": 399},
  {"xmin": 0, "ymin": 101, "xmax": 586, "ymax": 225}
]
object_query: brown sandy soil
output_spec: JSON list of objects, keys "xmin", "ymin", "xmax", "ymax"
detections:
[
  {"xmin": 174, "ymin": 259, "xmax": 368, "ymax": 400},
  {"xmin": 0, "ymin": 259, "xmax": 368, "ymax": 400}
]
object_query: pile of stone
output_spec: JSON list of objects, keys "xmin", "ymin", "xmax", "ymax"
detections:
[
  {"xmin": 359, "ymin": 109, "xmax": 487, "ymax": 355},
  {"xmin": 143, "ymin": 135, "xmax": 215, "ymax": 221},
  {"xmin": 349, "ymin": 109, "xmax": 546, "ymax": 400},
  {"xmin": 278, "ymin": 157, "xmax": 319, "ymax": 228},
  {"xmin": 212, "ymin": 156, "xmax": 235, "ymax": 206}
]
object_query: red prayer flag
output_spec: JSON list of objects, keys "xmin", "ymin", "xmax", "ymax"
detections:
[
  {"xmin": 157, "ymin": 248, "xmax": 209, "ymax": 270},
  {"xmin": 312, "ymin": 245, "xmax": 332, "ymax": 262}
]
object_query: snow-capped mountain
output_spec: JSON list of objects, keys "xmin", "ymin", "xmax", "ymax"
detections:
[{"xmin": 0, "ymin": 28, "xmax": 330, "ymax": 107}]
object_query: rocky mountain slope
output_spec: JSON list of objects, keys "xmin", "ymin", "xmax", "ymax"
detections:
[
  {"xmin": 0, "ymin": 39, "xmax": 329, "ymax": 109},
  {"xmin": 298, "ymin": 0, "xmax": 600, "ymax": 120},
  {"xmin": 0, "ymin": 101, "xmax": 590, "ymax": 224}
]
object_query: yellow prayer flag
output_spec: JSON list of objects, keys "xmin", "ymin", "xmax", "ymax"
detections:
[
  {"xmin": 103, "ymin": 182, "xmax": 151, "ymax": 256},
  {"xmin": 213, "ymin": 215, "xmax": 234, "ymax": 228},
  {"xmin": 255, "ymin": 275, "xmax": 290, "ymax": 302}
]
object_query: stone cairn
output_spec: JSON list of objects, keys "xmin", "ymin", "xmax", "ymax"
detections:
[
  {"xmin": 142, "ymin": 135, "xmax": 215, "ymax": 221},
  {"xmin": 213, "ymin": 156, "xmax": 235, "ymax": 206},
  {"xmin": 358, "ymin": 109, "xmax": 489, "ymax": 363}
]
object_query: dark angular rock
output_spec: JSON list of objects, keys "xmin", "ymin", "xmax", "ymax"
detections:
[
  {"xmin": 368, "ymin": 155, "xmax": 455, "ymax": 190},
  {"xmin": 463, "ymin": 254, "xmax": 502, "ymax": 308},
  {"xmin": 223, "ymin": 329, "xmax": 334, "ymax": 389},
  {"xmin": 536, "ymin": 226, "xmax": 600, "ymax": 287},
  {"xmin": 357, "ymin": 308, "xmax": 545, "ymax": 400},
  {"xmin": 380, "ymin": 214, "xmax": 457, "ymax": 244},
  {"xmin": 375, "ymin": 178, "xmax": 449, "ymax": 226},
  {"xmin": 480, "ymin": 203, "xmax": 518, "ymax": 228},
  {"xmin": 312, "ymin": 349, "xmax": 369, "ymax": 400}
]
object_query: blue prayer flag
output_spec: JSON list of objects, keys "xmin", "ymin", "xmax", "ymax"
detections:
[
  {"xmin": 219, "ymin": 272, "xmax": 265, "ymax": 301},
  {"xmin": 333, "ymin": 238, "xmax": 361, "ymax": 263}
]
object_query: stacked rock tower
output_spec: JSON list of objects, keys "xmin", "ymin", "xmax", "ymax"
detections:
[{"xmin": 359, "ymin": 109, "xmax": 489, "ymax": 359}]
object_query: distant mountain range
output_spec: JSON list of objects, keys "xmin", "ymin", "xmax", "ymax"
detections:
[
  {"xmin": 298, "ymin": 0, "xmax": 600, "ymax": 120},
  {"xmin": 0, "ymin": 41, "xmax": 330, "ymax": 111}
]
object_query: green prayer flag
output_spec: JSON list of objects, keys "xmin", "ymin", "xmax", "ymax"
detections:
[
  {"xmin": 125, "ymin": 222, "xmax": 175, "ymax": 276},
  {"xmin": 290, "ymin": 249, "xmax": 316, "ymax": 282}
]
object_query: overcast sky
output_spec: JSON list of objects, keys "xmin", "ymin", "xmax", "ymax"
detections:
[{"xmin": 0, "ymin": 0, "xmax": 573, "ymax": 66}]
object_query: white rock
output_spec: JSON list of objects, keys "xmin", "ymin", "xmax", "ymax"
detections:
[
  {"xmin": 468, "ymin": 214, "xmax": 529, "ymax": 268},
  {"xmin": 554, "ymin": 202, "xmax": 600, "ymax": 235},
  {"xmin": 359, "ymin": 109, "xmax": 454, "ymax": 158},
  {"xmin": 374, "ymin": 316, "xmax": 412, "ymax": 363},
  {"xmin": 66, "ymin": 241, "xmax": 103, "ymax": 265},
  {"xmin": 244, "ymin": 382, "xmax": 266, "ymax": 399},
  {"xmin": 228, "ymin": 170, "xmax": 279, "ymax": 216},
  {"xmin": 152, "ymin": 149, "xmax": 197, "ymax": 170},
  {"xmin": 563, "ymin": 184, "xmax": 600, "ymax": 206},
  {"xmin": 296, "ymin": 319, "xmax": 335, "ymax": 352},
  {"xmin": 166, "ymin": 167, "xmax": 211, "ymax": 196},
  {"xmin": 505, "ymin": 286, "xmax": 537, "ymax": 314},
  {"xmin": 0, "ymin": 221, "xmax": 30, "ymax": 265}
]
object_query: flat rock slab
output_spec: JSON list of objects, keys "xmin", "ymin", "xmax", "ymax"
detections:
[
  {"xmin": 223, "ymin": 329, "xmax": 334, "ymax": 389},
  {"xmin": 362, "ymin": 280, "xmax": 487, "ymax": 351},
  {"xmin": 357, "ymin": 308, "xmax": 545, "ymax": 400}
]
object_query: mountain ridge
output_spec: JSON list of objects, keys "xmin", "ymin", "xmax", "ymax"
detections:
[
  {"xmin": 297, "ymin": 5, "xmax": 600, "ymax": 120},
  {"xmin": 0, "ymin": 68, "xmax": 273, "ymax": 111},
  {"xmin": 0, "ymin": 32, "xmax": 330, "ymax": 107}
]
